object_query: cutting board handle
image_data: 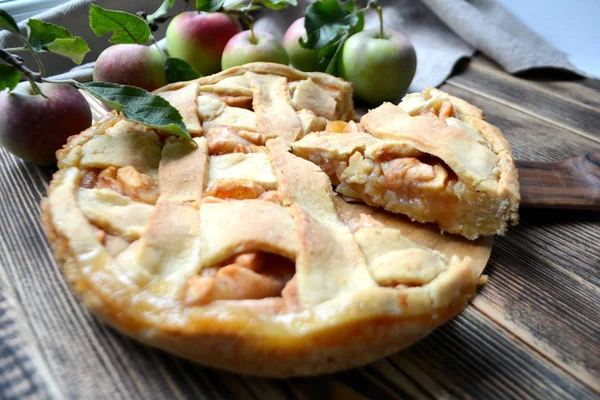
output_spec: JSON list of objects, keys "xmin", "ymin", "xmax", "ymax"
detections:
[{"xmin": 516, "ymin": 152, "xmax": 600, "ymax": 209}]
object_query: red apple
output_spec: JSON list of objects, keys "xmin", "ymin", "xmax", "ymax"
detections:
[
  {"xmin": 283, "ymin": 18, "xmax": 322, "ymax": 72},
  {"xmin": 93, "ymin": 44, "xmax": 168, "ymax": 91},
  {"xmin": 0, "ymin": 82, "xmax": 92, "ymax": 165},
  {"xmin": 338, "ymin": 29, "xmax": 417, "ymax": 104},
  {"xmin": 221, "ymin": 31, "xmax": 289, "ymax": 70},
  {"xmin": 166, "ymin": 12, "xmax": 240, "ymax": 76}
]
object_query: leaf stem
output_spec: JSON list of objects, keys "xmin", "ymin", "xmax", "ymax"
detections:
[
  {"xmin": 3, "ymin": 47, "xmax": 28, "ymax": 52},
  {"xmin": 225, "ymin": 0, "xmax": 247, "ymax": 11},
  {"xmin": 42, "ymin": 77, "xmax": 79, "ymax": 85},
  {"xmin": 17, "ymin": 35, "xmax": 47, "ymax": 77},
  {"xmin": 0, "ymin": 47, "xmax": 47, "ymax": 97}
]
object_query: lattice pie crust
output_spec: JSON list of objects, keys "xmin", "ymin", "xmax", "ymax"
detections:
[{"xmin": 41, "ymin": 63, "xmax": 516, "ymax": 377}]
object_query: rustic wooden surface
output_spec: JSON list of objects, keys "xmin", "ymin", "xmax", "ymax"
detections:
[
  {"xmin": 1, "ymin": 54, "xmax": 599, "ymax": 399},
  {"xmin": 516, "ymin": 152, "xmax": 600, "ymax": 209}
]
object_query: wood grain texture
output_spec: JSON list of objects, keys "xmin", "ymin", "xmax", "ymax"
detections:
[
  {"xmin": 438, "ymin": 84, "xmax": 600, "ymax": 163},
  {"xmin": 517, "ymin": 152, "xmax": 600, "ymax": 209},
  {"xmin": 446, "ymin": 60, "xmax": 600, "ymax": 143},
  {"xmin": 1, "ymin": 54, "xmax": 599, "ymax": 400}
]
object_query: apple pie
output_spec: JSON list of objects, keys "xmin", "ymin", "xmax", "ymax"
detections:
[
  {"xmin": 41, "ymin": 64, "xmax": 495, "ymax": 376},
  {"xmin": 292, "ymin": 88, "xmax": 520, "ymax": 239}
]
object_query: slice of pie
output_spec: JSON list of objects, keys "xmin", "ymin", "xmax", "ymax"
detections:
[
  {"xmin": 41, "ymin": 64, "xmax": 484, "ymax": 377},
  {"xmin": 292, "ymin": 87, "xmax": 520, "ymax": 239}
]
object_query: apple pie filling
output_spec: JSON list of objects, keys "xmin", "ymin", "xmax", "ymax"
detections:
[
  {"xmin": 46, "ymin": 111, "xmax": 473, "ymax": 316},
  {"xmin": 292, "ymin": 91, "xmax": 519, "ymax": 239}
]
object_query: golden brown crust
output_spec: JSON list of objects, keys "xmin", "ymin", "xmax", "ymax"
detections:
[
  {"xmin": 42, "ymin": 65, "xmax": 491, "ymax": 377},
  {"xmin": 41, "ymin": 194, "xmax": 478, "ymax": 377}
]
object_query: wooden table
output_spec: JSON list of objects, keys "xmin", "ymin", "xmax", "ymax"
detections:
[{"xmin": 1, "ymin": 55, "xmax": 599, "ymax": 399}]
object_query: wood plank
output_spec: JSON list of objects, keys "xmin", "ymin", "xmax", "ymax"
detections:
[
  {"xmin": 516, "ymin": 152, "xmax": 600, "ymax": 209},
  {"xmin": 506, "ymin": 208, "xmax": 600, "ymax": 288},
  {"xmin": 438, "ymin": 84, "xmax": 600, "ymax": 162},
  {"xmin": 473, "ymin": 237, "xmax": 600, "ymax": 392},
  {"xmin": 471, "ymin": 57, "xmax": 600, "ymax": 110},
  {"xmin": 387, "ymin": 307, "xmax": 598, "ymax": 399},
  {"xmin": 446, "ymin": 62, "xmax": 600, "ymax": 142}
]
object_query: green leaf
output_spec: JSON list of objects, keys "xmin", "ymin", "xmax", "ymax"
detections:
[
  {"xmin": 0, "ymin": 9, "xmax": 19, "ymax": 34},
  {"xmin": 195, "ymin": 0, "xmax": 225, "ymax": 13},
  {"xmin": 25, "ymin": 19, "xmax": 90, "ymax": 64},
  {"xmin": 255, "ymin": 0, "xmax": 297, "ymax": 10},
  {"xmin": 27, "ymin": 19, "xmax": 72, "ymax": 51},
  {"xmin": 89, "ymin": 4, "xmax": 151, "ymax": 44},
  {"xmin": 300, "ymin": 0, "xmax": 364, "ymax": 75},
  {"xmin": 45, "ymin": 37, "xmax": 90, "ymax": 64},
  {"xmin": 0, "ymin": 64, "xmax": 20, "ymax": 91},
  {"xmin": 166, "ymin": 57, "xmax": 201, "ymax": 83},
  {"xmin": 76, "ymin": 81, "xmax": 192, "ymax": 141},
  {"xmin": 147, "ymin": 0, "xmax": 175, "ymax": 23}
]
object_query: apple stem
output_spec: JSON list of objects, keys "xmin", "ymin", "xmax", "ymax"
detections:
[
  {"xmin": 0, "ymin": 47, "xmax": 47, "ymax": 97},
  {"xmin": 150, "ymin": 34, "xmax": 169, "ymax": 60},
  {"xmin": 369, "ymin": 1, "xmax": 384, "ymax": 39},
  {"xmin": 247, "ymin": 0, "xmax": 257, "ymax": 44},
  {"xmin": 249, "ymin": 21, "xmax": 257, "ymax": 45}
]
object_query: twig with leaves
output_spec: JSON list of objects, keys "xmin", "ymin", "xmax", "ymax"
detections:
[{"xmin": 0, "ymin": 7, "xmax": 192, "ymax": 141}]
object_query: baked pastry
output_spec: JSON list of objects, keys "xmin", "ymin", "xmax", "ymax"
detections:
[
  {"xmin": 292, "ymin": 88, "xmax": 520, "ymax": 239},
  {"xmin": 154, "ymin": 62, "xmax": 354, "ymax": 153},
  {"xmin": 41, "ymin": 64, "xmax": 483, "ymax": 376}
]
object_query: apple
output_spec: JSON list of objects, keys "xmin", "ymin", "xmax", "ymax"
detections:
[
  {"xmin": 166, "ymin": 12, "xmax": 240, "ymax": 76},
  {"xmin": 283, "ymin": 18, "xmax": 322, "ymax": 72},
  {"xmin": 0, "ymin": 82, "xmax": 92, "ymax": 165},
  {"xmin": 93, "ymin": 44, "xmax": 168, "ymax": 91},
  {"xmin": 221, "ymin": 30, "xmax": 289, "ymax": 70},
  {"xmin": 338, "ymin": 29, "xmax": 417, "ymax": 104}
]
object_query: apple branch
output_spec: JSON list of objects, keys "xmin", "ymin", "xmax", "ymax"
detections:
[
  {"xmin": 18, "ymin": 36, "xmax": 46, "ymax": 77},
  {"xmin": 0, "ymin": 48, "xmax": 46, "ymax": 96},
  {"xmin": 225, "ymin": 0, "xmax": 247, "ymax": 10}
]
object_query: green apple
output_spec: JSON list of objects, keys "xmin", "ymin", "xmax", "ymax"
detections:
[
  {"xmin": 283, "ymin": 18, "xmax": 322, "ymax": 72},
  {"xmin": 221, "ymin": 30, "xmax": 289, "ymax": 70},
  {"xmin": 93, "ymin": 44, "xmax": 168, "ymax": 91},
  {"xmin": 338, "ymin": 29, "xmax": 417, "ymax": 104},
  {"xmin": 166, "ymin": 12, "xmax": 241, "ymax": 76},
  {"xmin": 0, "ymin": 82, "xmax": 92, "ymax": 165}
]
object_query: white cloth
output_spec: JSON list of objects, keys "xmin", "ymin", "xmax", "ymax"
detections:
[{"xmin": 0, "ymin": 0, "xmax": 589, "ymax": 91}]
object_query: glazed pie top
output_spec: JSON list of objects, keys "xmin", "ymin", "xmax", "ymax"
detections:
[
  {"xmin": 292, "ymin": 88, "xmax": 520, "ymax": 239},
  {"xmin": 42, "ymin": 64, "xmax": 495, "ymax": 377}
]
